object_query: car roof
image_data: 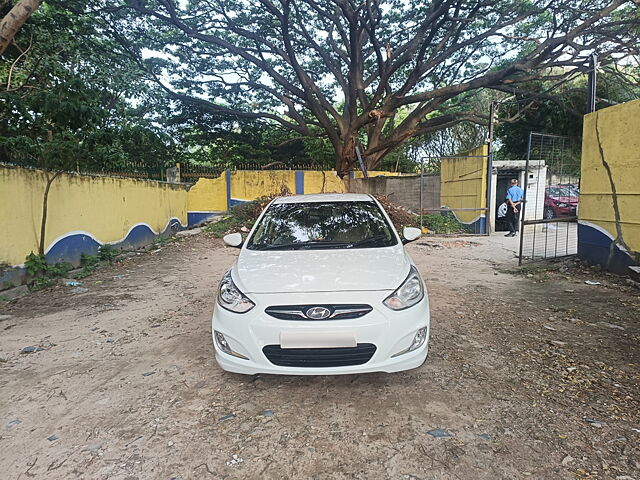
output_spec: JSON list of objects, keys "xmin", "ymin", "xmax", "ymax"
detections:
[{"xmin": 272, "ymin": 193, "xmax": 374, "ymax": 204}]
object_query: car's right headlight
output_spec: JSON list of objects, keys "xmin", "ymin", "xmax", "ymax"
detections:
[
  {"xmin": 383, "ymin": 265, "xmax": 424, "ymax": 310},
  {"xmin": 217, "ymin": 271, "xmax": 255, "ymax": 313}
]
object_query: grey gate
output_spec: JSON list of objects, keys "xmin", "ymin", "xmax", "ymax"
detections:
[{"xmin": 518, "ymin": 133, "xmax": 581, "ymax": 265}]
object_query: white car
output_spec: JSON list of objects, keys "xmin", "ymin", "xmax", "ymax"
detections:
[{"xmin": 212, "ymin": 193, "xmax": 430, "ymax": 375}]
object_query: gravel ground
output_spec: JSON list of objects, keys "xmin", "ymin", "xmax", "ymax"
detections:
[{"xmin": 0, "ymin": 232, "xmax": 638, "ymax": 480}]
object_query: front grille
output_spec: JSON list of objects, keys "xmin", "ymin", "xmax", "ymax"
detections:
[
  {"xmin": 265, "ymin": 304, "xmax": 372, "ymax": 321},
  {"xmin": 262, "ymin": 344, "xmax": 377, "ymax": 367}
]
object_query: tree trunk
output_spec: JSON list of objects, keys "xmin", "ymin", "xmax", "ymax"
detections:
[
  {"xmin": 335, "ymin": 135, "xmax": 358, "ymax": 176},
  {"xmin": 38, "ymin": 171, "xmax": 60, "ymax": 256},
  {"xmin": 0, "ymin": 0, "xmax": 42, "ymax": 55}
]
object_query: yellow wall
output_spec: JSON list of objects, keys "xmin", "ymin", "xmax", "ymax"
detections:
[
  {"xmin": 353, "ymin": 170, "xmax": 400, "ymax": 178},
  {"xmin": 0, "ymin": 165, "xmax": 188, "ymax": 267},
  {"xmin": 230, "ymin": 170, "xmax": 296, "ymax": 201},
  {"xmin": 304, "ymin": 171, "xmax": 346, "ymax": 193},
  {"xmin": 580, "ymin": 100, "xmax": 640, "ymax": 259},
  {"xmin": 439, "ymin": 145, "xmax": 488, "ymax": 223},
  {"xmin": 187, "ymin": 174, "xmax": 227, "ymax": 212}
]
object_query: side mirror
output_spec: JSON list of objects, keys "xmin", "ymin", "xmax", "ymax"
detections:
[
  {"xmin": 402, "ymin": 226, "xmax": 421, "ymax": 244},
  {"xmin": 223, "ymin": 232, "xmax": 243, "ymax": 248}
]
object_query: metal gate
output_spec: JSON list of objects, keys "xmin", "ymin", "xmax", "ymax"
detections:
[
  {"xmin": 518, "ymin": 133, "xmax": 581, "ymax": 264},
  {"xmin": 418, "ymin": 151, "xmax": 490, "ymax": 235}
]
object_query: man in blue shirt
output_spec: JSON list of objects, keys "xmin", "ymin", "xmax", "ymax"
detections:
[{"xmin": 505, "ymin": 179, "xmax": 524, "ymax": 237}]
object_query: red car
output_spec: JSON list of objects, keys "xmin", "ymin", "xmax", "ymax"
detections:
[{"xmin": 544, "ymin": 185, "xmax": 578, "ymax": 219}]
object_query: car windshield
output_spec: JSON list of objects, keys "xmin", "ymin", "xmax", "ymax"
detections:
[
  {"xmin": 247, "ymin": 201, "xmax": 398, "ymax": 250},
  {"xmin": 548, "ymin": 186, "xmax": 577, "ymax": 198}
]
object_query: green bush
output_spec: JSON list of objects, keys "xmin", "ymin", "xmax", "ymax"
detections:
[
  {"xmin": 25, "ymin": 252, "xmax": 48, "ymax": 277},
  {"xmin": 421, "ymin": 213, "xmax": 473, "ymax": 234},
  {"xmin": 98, "ymin": 244, "xmax": 119, "ymax": 262},
  {"xmin": 24, "ymin": 252, "xmax": 74, "ymax": 290}
]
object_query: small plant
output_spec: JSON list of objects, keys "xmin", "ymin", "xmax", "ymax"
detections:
[
  {"xmin": 205, "ymin": 215, "xmax": 252, "ymax": 238},
  {"xmin": 30, "ymin": 276, "xmax": 58, "ymax": 291},
  {"xmin": 98, "ymin": 244, "xmax": 119, "ymax": 262},
  {"xmin": 146, "ymin": 234, "xmax": 174, "ymax": 250},
  {"xmin": 421, "ymin": 213, "xmax": 473, "ymax": 234},
  {"xmin": 76, "ymin": 253, "xmax": 101, "ymax": 278},
  {"xmin": 23, "ymin": 252, "xmax": 74, "ymax": 291},
  {"xmin": 25, "ymin": 252, "xmax": 48, "ymax": 277}
]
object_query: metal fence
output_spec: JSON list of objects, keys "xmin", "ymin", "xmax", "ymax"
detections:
[{"xmin": 518, "ymin": 132, "xmax": 581, "ymax": 264}]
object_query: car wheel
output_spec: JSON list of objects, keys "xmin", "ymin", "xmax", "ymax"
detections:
[{"xmin": 544, "ymin": 207, "xmax": 555, "ymax": 220}]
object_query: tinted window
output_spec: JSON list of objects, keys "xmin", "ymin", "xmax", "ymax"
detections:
[{"xmin": 247, "ymin": 201, "xmax": 398, "ymax": 250}]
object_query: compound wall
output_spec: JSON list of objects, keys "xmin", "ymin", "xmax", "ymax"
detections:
[
  {"xmin": 0, "ymin": 165, "xmax": 188, "ymax": 286},
  {"xmin": 439, "ymin": 145, "xmax": 488, "ymax": 233},
  {"xmin": 578, "ymin": 100, "xmax": 640, "ymax": 274}
]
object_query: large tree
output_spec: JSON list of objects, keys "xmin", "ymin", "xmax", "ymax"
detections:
[
  {"xmin": 0, "ymin": 0, "xmax": 42, "ymax": 55},
  {"xmin": 103, "ymin": 0, "xmax": 639, "ymax": 174}
]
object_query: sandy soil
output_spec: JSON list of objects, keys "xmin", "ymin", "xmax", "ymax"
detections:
[{"xmin": 1, "ymin": 232, "xmax": 638, "ymax": 480}]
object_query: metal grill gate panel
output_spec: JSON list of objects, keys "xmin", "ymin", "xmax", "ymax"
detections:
[{"xmin": 518, "ymin": 133, "xmax": 581, "ymax": 264}]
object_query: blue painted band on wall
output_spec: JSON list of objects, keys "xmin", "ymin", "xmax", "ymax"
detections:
[
  {"xmin": 578, "ymin": 222, "xmax": 636, "ymax": 275},
  {"xmin": 229, "ymin": 198, "xmax": 248, "ymax": 207},
  {"xmin": 295, "ymin": 171, "xmax": 304, "ymax": 194},
  {"xmin": 187, "ymin": 211, "xmax": 217, "ymax": 226},
  {"xmin": 44, "ymin": 219, "xmax": 183, "ymax": 266}
]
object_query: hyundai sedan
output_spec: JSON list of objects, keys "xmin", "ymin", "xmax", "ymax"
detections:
[{"xmin": 212, "ymin": 193, "xmax": 430, "ymax": 375}]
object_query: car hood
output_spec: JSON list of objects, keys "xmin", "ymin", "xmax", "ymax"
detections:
[
  {"xmin": 549, "ymin": 196, "xmax": 578, "ymax": 204},
  {"xmin": 233, "ymin": 246, "xmax": 410, "ymax": 293}
]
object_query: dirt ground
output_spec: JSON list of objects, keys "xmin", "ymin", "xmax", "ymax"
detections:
[{"xmin": 1, "ymin": 232, "xmax": 639, "ymax": 480}]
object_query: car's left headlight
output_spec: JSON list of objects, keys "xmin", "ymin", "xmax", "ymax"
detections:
[
  {"xmin": 383, "ymin": 265, "xmax": 424, "ymax": 310},
  {"xmin": 217, "ymin": 271, "xmax": 255, "ymax": 313},
  {"xmin": 557, "ymin": 202, "xmax": 568, "ymax": 207}
]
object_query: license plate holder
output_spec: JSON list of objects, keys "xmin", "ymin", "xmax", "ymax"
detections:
[{"xmin": 279, "ymin": 331, "xmax": 357, "ymax": 349}]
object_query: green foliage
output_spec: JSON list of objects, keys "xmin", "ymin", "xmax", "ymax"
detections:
[
  {"xmin": 203, "ymin": 199, "xmax": 268, "ymax": 237},
  {"xmin": 495, "ymin": 70, "xmax": 640, "ymax": 163},
  {"xmin": 205, "ymin": 216, "xmax": 252, "ymax": 238},
  {"xmin": 98, "ymin": 244, "xmax": 119, "ymax": 262},
  {"xmin": 76, "ymin": 253, "xmax": 101, "ymax": 278},
  {"xmin": 24, "ymin": 252, "xmax": 74, "ymax": 290},
  {"xmin": 25, "ymin": 252, "xmax": 48, "ymax": 277},
  {"xmin": 421, "ymin": 214, "xmax": 473, "ymax": 234},
  {"xmin": 0, "ymin": 3, "xmax": 176, "ymax": 174}
]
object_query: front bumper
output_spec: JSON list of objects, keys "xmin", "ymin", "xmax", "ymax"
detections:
[{"xmin": 211, "ymin": 290, "xmax": 430, "ymax": 375}]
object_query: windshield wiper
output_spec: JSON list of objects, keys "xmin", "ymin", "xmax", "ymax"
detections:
[
  {"xmin": 347, "ymin": 234, "xmax": 389, "ymax": 248},
  {"xmin": 252, "ymin": 241, "xmax": 351, "ymax": 250}
]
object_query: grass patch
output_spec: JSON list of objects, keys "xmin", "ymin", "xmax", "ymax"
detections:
[
  {"xmin": 23, "ymin": 244, "xmax": 124, "ymax": 289},
  {"xmin": 420, "ymin": 213, "xmax": 474, "ymax": 234},
  {"xmin": 146, "ymin": 234, "xmax": 176, "ymax": 251}
]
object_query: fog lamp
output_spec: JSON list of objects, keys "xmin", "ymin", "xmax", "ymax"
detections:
[
  {"xmin": 214, "ymin": 331, "xmax": 249, "ymax": 360},
  {"xmin": 391, "ymin": 327, "xmax": 428, "ymax": 358}
]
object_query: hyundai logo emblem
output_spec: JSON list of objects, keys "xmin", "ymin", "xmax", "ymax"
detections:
[{"xmin": 305, "ymin": 306, "xmax": 331, "ymax": 320}]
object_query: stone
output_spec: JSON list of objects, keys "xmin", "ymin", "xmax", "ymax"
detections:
[
  {"xmin": 176, "ymin": 228, "xmax": 203, "ymax": 237},
  {"xmin": 0, "ymin": 285, "xmax": 29, "ymax": 301},
  {"xmin": 21, "ymin": 346, "xmax": 40, "ymax": 354},
  {"xmin": 561, "ymin": 455, "xmax": 574, "ymax": 466},
  {"xmin": 6, "ymin": 419, "xmax": 21, "ymax": 428},
  {"xmin": 426, "ymin": 428, "xmax": 453, "ymax": 438}
]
